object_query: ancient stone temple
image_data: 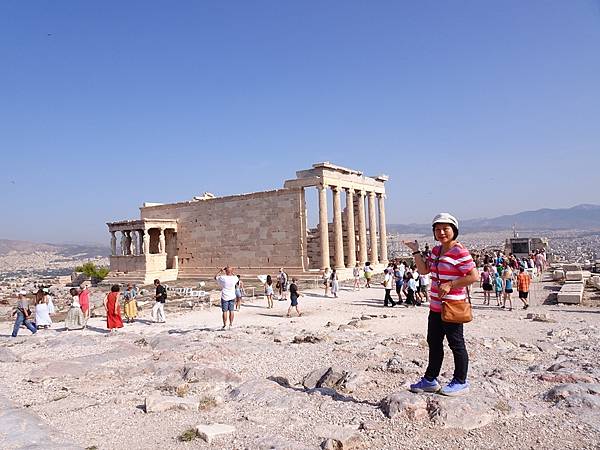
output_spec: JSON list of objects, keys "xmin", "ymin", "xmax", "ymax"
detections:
[{"xmin": 105, "ymin": 162, "xmax": 389, "ymax": 284}]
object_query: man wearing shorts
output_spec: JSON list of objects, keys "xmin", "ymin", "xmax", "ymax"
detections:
[
  {"xmin": 517, "ymin": 267, "xmax": 531, "ymax": 310},
  {"xmin": 215, "ymin": 266, "xmax": 238, "ymax": 329}
]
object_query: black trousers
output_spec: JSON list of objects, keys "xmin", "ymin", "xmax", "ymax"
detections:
[
  {"xmin": 384, "ymin": 289, "xmax": 394, "ymax": 306},
  {"xmin": 424, "ymin": 311, "xmax": 469, "ymax": 383},
  {"xmin": 395, "ymin": 284, "xmax": 403, "ymax": 301}
]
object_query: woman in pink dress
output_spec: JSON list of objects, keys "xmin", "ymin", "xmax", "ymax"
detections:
[{"xmin": 103, "ymin": 285, "xmax": 124, "ymax": 332}]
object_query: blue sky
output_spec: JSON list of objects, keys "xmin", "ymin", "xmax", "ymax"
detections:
[{"xmin": 1, "ymin": 1, "xmax": 599, "ymax": 244}]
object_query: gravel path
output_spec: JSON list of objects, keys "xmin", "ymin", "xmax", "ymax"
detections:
[{"xmin": 1, "ymin": 276, "xmax": 599, "ymax": 449}]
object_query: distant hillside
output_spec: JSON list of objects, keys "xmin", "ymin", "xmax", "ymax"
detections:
[
  {"xmin": 388, "ymin": 204, "xmax": 600, "ymax": 233},
  {"xmin": 0, "ymin": 239, "xmax": 110, "ymax": 258}
]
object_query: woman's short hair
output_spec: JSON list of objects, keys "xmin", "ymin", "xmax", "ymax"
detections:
[
  {"xmin": 69, "ymin": 288, "xmax": 79, "ymax": 296},
  {"xmin": 111, "ymin": 284, "xmax": 120, "ymax": 292}
]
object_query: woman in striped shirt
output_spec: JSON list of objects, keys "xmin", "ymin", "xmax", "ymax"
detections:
[{"xmin": 404, "ymin": 213, "xmax": 479, "ymax": 396}]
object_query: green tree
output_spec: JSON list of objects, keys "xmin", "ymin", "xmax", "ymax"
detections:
[{"xmin": 74, "ymin": 262, "xmax": 110, "ymax": 282}]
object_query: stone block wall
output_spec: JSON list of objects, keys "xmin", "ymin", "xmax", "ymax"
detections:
[{"xmin": 140, "ymin": 188, "xmax": 305, "ymax": 273}]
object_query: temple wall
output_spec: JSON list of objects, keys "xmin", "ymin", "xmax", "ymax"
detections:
[{"xmin": 140, "ymin": 188, "xmax": 305, "ymax": 271}]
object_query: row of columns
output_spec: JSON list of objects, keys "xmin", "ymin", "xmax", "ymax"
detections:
[
  {"xmin": 110, "ymin": 229, "xmax": 165, "ymax": 256},
  {"xmin": 317, "ymin": 184, "xmax": 388, "ymax": 270}
]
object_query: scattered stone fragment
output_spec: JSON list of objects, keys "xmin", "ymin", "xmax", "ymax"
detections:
[
  {"xmin": 544, "ymin": 383, "xmax": 600, "ymax": 409},
  {"xmin": 195, "ymin": 423, "xmax": 236, "ymax": 444},
  {"xmin": 293, "ymin": 334, "xmax": 322, "ymax": 344},
  {"xmin": 181, "ymin": 364, "xmax": 241, "ymax": 384},
  {"xmin": 315, "ymin": 424, "xmax": 362, "ymax": 450},
  {"xmin": 303, "ymin": 367, "xmax": 332, "ymax": 389},
  {"xmin": 380, "ymin": 391, "xmax": 429, "ymax": 419},
  {"xmin": 538, "ymin": 373, "xmax": 594, "ymax": 384},
  {"xmin": 144, "ymin": 393, "xmax": 200, "ymax": 413}
]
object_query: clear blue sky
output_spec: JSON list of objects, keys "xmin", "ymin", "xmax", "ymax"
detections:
[{"xmin": 1, "ymin": 1, "xmax": 599, "ymax": 244}]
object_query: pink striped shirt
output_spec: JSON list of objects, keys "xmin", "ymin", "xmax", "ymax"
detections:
[{"xmin": 426, "ymin": 243, "xmax": 475, "ymax": 312}]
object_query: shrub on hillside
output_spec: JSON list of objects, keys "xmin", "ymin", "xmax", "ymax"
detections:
[{"xmin": 75, "ymin": 262, "xmax": 110, "ymax": 282}]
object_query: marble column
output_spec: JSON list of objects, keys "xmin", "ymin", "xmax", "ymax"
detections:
[
  {"xmin": 110, "ymin": 231, "xmax": 116, "ymax": 256},
  {"xmin": 119, "ymin": 232, "xmax": 126, "ymax": 256},
  {"xmin": 345, "ymin": 188, "xmax": 356, "ymax": 267},
  {"xmin": 368, "ymin": 191, "xmax": 379, "ymax": 263},
  {"xmin": 158, "ymin": 228, "xmax": 166, "ymax": 254},
  {"xmin": 332, "ymin": 186, "xmax": 345, "ymax": 269},
  {"xmin": 357, "ymin": 190, "xmax": 368, "ymax": 264},
  {"xmin": 318, "ymin": 184, "xmax": 330, "ymax": 270},
  {"xmin": 378, "ymin": 193, "xmax": 388, "ymax": 264}
]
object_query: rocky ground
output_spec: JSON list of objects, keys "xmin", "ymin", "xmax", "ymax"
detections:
[{"xmin": 1, "ymin": 275, "xmax": 600, "ymax": 449}]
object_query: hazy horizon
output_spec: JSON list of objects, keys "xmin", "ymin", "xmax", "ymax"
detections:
[
  {"xmin": 2, "ymin": 2, "xmax": 599, "ymax": 243},
  {"xmin": 1, "ymin": 202, "xmax": 598, "ymax": 246}
]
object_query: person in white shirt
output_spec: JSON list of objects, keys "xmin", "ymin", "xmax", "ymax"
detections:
[
  {"xmin": 215, "ymin": 266, "xmax": 239, "ymax": 330},
  {"xmin": 363, "ymin": 262, "xmax": 374, "ymax": 288},
  {"xmin": 352, "ymin": 263, "xmax": 362, "ymax": 290},
  {"xmin": 383, "ymin": 269, "xmax": 396, "ymax": 307}
]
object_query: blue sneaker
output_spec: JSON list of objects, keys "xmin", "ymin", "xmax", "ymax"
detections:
[
  {"xmin": 440, "ymin": 379, "xmax": 470, "ymax": 396},
  {"xmin": 409, "ymin": 377, "xmax": 441, "ymax": 393}
]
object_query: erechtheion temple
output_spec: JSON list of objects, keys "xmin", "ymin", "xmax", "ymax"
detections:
[{"xmin": 106, "ymin": 162, "xmax": 389, "ymax": 284}]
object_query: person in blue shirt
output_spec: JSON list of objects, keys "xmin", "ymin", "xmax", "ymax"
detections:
[
  {"xmin": 502, "ymin": 267, "xmax": 515, "ymax": 311},
  {"xmin": 394, "ymin": 265, "xmax": 404, "ymax": 305},
  {"xmin": 494, "ymin": 272, "xmax": 503, "ymax": 306}
]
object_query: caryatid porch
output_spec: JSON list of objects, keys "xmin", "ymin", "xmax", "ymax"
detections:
[
  {"xmin": 106, "ymin": 219, "xmax": 179, "ymax": 284},
  {"xmin": 284, "ymin": 162, "xmax": 389, "ymax": 271}
]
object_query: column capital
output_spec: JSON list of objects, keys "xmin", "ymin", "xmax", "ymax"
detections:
[
  {"xmin": 345, "ymin": 187, "xmax": 355, "ymax": 194},
  {"xmin": 317, "ymin": 182, "xmax": 328, "ymax": 190},
  {"xmin": 330, "ymin": 185, "xmax": 340, "ymax": 192},
  {"xmin": 377, "ymin": 192, "xmax": 387, "ymax": 199},
  {"xmin": 367, "ymin": 191, "xmax": 376, "ymax": 198}
]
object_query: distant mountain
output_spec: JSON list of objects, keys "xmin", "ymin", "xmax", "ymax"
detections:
[
  {"xmin": 0, "ymin": 239, "xmax": 110, "ymax": 258},
  {"xmin": 388, "ymin": 204, "xmax": 600, "ymax": 234}
]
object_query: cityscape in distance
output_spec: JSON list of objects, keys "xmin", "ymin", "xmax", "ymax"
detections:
[{"xmin": 1, "ymin": 203, "xmax": 599, "ymax": 280}]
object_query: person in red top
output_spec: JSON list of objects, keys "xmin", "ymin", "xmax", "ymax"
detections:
[
  {"xmin": 103, "ymin": 284, "xmax": 124, "ymax": 332},
  {"xmin": 79, "ymin": 282, "xmax": 91, "ymax": 327},
  {"xmin": 404, "ymin": 213, "xmax": 479, "ymax": 396},
  {"xmin": 517, "ymin": 267, "xmax": 531, "ymax": 310}
]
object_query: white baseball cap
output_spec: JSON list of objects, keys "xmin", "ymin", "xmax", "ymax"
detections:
[{"xmin": 432, "ymin": 212, "xmax": 459, "ymax": 229}]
